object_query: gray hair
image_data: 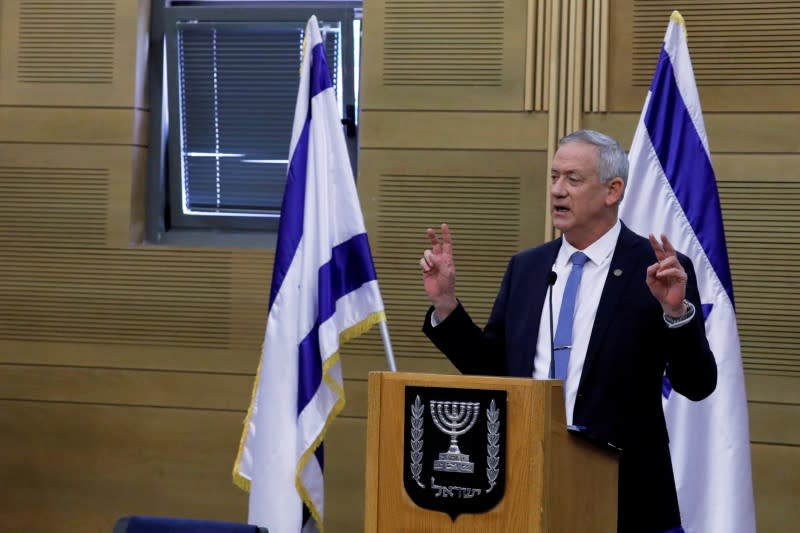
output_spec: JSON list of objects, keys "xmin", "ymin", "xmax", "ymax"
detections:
[{"xmin": 559, "ymin": 129, "xmax": 628, "ymax": 187}]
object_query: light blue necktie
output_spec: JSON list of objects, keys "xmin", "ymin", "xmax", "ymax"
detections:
[{"xmin": 553, "ymin": 251, "xmax": 589, "ymax": 380}]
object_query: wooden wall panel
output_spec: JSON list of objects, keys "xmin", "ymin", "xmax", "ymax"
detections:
[
  {"xmin": 0, "ymin": 365, "xmax": 253, "ymax": 410},
  {"xmin": 359, "ymin": 110, "xmax": 548, "ymax": 151},
  {"xmin": 0, "ymin": 0, "xmax": 323, "ymax": 531},
  {"xmin": 751, "ymin": 443, "xmax": 800, "ymax": 533},
  {"xmin": 584, "ymin": 112, "xmax": 800, "ymax": 154},
  {"xmin": 0, "ymin": 143, "xmax": 144, "ymax": 248},
  {"xmin": 0, "ymin": 340, "xmax": 260, "ymax": 375},
  {"xmin": 747, "ymin": 374, "xmax": 800, "ymax": 406},
  {"xmin": 628, "ymin": 2, "xmax": 800, "ymax": 88},
  {"xmin": 0, "ymin": 110, "xmax": 149, "ymax": 244},
  {"xmin": 607, "ymin": 0, "xmax": 800, "ymax": 112},
  {"xmin": 0, "ymin": 0, "xmax": 148, "ymax": 108},
  {"xmin": 0, "ymin": 108, "xmax": 147, "ymax": 146},
  {"xmin": 748, "ymin": 375, "xmax": 800, "ymax": 530},
  {"xmin": 324, "ymin": 417, "xmax": 367, "ymax": 533},
  {"xmin": 749, "ymin": 403, "xmax": 800, "ymax": 446},
  {"xmin": 718, "ymin": 174, "xmax": 800, "ymax": 377},
  {"xmin": 748, "ymin": 376, "xmax": 800, "ymax": 532},
  {"xmin": 0, "ymin": 400, "xmax": 248, "ymax": 533},
  {"xmin": 0, "ymin": 248, "xmax": 251, "ymax": 349},
  {"xmin": 341, "ymin": 349, "xmax": 456, "ymax": 380},
  {"xmin": 361, "ymin": 0, "xmax": 532, "ymax": 111}
]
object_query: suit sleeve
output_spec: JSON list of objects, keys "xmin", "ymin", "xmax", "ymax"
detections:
[{"xmin": 664, "ymin": 255, "xmax": 718, "ymax": 401}]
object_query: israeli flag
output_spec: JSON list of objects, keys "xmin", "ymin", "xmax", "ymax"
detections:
[
  {"xmin": 620, "ymin": 11, "xmax": 756, "ymax": 533},
  {"xmin": 233, "ymin": 15, "xmax": 386, "ymax": 533}
]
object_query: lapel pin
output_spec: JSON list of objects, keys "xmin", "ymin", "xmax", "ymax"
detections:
[{"xmin": 613, "ymin": 268, "xmax": 623, "ymax": 277}]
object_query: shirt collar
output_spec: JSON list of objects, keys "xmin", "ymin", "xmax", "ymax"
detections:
[{"xmin": 558, "ymin": 219, "xmax": 621, "ymax": 267}]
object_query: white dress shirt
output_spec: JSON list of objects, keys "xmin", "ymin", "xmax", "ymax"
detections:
[{"xmin": 533, "ymin": 221, "xmax": 621, "ymax": 425}]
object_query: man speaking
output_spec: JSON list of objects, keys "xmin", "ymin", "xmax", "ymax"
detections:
[{"xmin": 420, "ymin": 129, "xmax": 717, "ymax": 533}]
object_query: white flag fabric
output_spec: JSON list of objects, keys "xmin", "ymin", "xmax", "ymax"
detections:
[
  {"xmin": 620, "ymin": 11, "xmax": 756, "ymax": 533},
  {"xmin": 233, "ymin": 15, "xmax": 385, "ymax": 533}
]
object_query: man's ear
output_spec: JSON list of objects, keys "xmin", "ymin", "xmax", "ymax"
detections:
[{"xmin": 606, "ymin": 176, "xmax": 625, "ymax": 206}]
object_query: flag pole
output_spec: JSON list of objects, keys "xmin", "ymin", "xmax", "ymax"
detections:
[{"xmin": 379, "ymin": 321, "xmax": 397, "ymax": 371}]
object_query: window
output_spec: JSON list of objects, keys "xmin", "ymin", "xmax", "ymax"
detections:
[{"xmin": 147, "ymin": 1, "xmax": 361, "ymax": 243}]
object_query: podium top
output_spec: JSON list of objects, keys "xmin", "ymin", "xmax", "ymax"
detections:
[{"xmin": 369, "ymin": 370, "xmax": 564, "ymax": 390}]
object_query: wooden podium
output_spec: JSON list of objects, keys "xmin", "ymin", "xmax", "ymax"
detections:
[{"xmin": 364, "ymin": 372, "xmax": 618, "ymax": 532}]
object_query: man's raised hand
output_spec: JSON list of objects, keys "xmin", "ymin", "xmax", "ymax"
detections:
[
  {"xmin": 420, "ymin": 223, "xmax": 458, "ymax": 320},
  {"xmin": 646, "ymin": 233, "xmax": 689, "ymax": 316}
]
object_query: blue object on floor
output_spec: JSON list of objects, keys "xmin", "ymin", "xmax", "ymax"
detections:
[{"xmin": 113, "ymin": 516, "xmax": 268, "ymax": 533}]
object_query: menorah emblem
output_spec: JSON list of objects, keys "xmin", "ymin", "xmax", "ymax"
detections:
[{"xmin": 430, "ymin": 400, "xmax": 480, "ymax": 473}]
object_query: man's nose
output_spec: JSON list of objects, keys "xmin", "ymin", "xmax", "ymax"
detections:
[{"xmin": 551, "ymin": 176, "xmax": 565, "ymax": 195}]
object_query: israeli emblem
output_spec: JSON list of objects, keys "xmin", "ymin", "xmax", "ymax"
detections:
[{"xmin": 403, "ymin": 386, "xmax": 507, "ymax": 520}]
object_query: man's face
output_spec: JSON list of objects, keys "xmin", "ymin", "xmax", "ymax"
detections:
[{"xmin": 550, "ymin": 141, "xmax": 620, "ymax": 246}]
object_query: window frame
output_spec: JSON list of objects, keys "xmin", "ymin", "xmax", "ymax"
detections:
[{"xmin": 146, "ymin": 0, "xmax": 360, "ymax": 245}]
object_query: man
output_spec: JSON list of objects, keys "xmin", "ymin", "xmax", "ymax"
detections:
[{"xmin": 420, "ymin": 130, "xmax": 717, "ymax": 533}]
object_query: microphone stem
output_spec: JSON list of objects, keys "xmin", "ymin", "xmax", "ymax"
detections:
[{"xmin": 548, "ymin": 274, "xmax": 556, "ymax": 379}]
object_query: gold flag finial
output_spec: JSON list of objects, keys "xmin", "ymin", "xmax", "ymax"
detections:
[{"xmin": 670, "ymin": 10, "xmax": 686, "ymax": 41}]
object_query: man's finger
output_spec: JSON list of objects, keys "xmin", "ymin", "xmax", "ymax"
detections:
[
  {"xmin": 661, "ymin": 233, "xmax": 677, "ymax": 256},
  {"xmin": 658, "ymin": 255, "xmax": 681, "ymax": 270},
  {"xmin": 441, "ymin": 223, "xmax": 452, "ymax": 255},
  {"xmin": 655, "ymin": 267, "xmax": 688, "ymax": 282},
  {"xmin": 427, "ymin": 227, "xmax": 442, "ymax": 254},
  {"xmin": 648, "ymin": 233, "xmax": 666, "ymax": 261},
  {"xmin": 420, "ymin": 256, "xmax": 431, "ymax": 273},
  {"xmin": 423, "ymin": 249, "xmax": 435, "ymax": 267}
]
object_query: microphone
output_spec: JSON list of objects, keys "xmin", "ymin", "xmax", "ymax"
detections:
[{"xmin": 546, "ymin": 271, "xmax": 557, "ymax": 379}]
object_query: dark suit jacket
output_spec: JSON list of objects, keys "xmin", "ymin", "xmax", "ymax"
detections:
[{"xmin": 423, "ymin": 223, "xmax": 717, "ymax": 533}]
